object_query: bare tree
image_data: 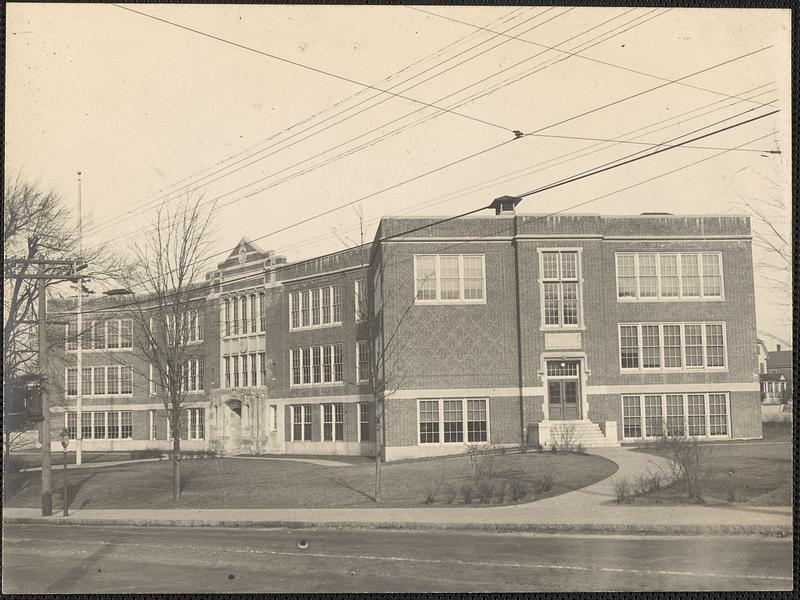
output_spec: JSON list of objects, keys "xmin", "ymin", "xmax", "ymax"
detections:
[
  {"xmin": 125, "ymin": 194, "xmax": 215, "ymax": 500},
  {"xmin": 3, "ymin": 174, "xmax": 125, "ymax": 459}
]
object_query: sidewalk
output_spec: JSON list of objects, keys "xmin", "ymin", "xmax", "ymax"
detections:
[{"xmin": 4, "ymin": 448, "xmax": 792, "ymax": 536}]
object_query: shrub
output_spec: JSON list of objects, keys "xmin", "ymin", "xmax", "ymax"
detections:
[
  {"xmin": 575, "ymin": 443, "xmax": 586, "ymax": 455},
  {"xmin": 508, "ymin": 478, "xmax": 529, "ymax": 502},
  {"xmin": 531, "ymin": 474, "xmax": 554, "ymax": 495},
  {"xmin": 494, "ymin": 479, "xmax": 508, "ymax": 503},
  {"xmin": 658, "ymin": 435, "xmax": 710, "ymax": 502},
  {"xmin": 551, "ymin": 425, "xmax": 578, "ymax": 454},
  {"xmin": 613, "ymin": 477, "xmax": 632, "ymax": 504},
  {"xmin": 423, "ymin": 478, "xmax": 441, "ymax": 504},
  {"xmin": 467, "ymin": 444, "xmax": 497, "ymax": 480},
  {"xmin": 442, "ymin": 482, "xmax": 457, "ymax": 504},
  {"xmin": 460, "ymin": 482, "xmax": 474, "ymax": 504},
  {"xmin": 475, "ymin": 478, "xmax": 495, "ymax": 504}
]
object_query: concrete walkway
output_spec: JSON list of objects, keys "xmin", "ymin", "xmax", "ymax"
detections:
[{"xmin": 5, "ymin": 448, "xmax": 792, "ymax": 536}]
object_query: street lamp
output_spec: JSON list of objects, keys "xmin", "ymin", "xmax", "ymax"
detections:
[{"xmin": 59, "ymin": 428, "xmax": 70, "ymax": 516}]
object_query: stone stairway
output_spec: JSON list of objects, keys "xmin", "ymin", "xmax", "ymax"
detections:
[{"xmin": 547, "ymin": 420, "xmax": 621, "ymax": 448}]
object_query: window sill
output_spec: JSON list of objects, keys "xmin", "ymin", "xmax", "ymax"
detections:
[
  {"xmin": 66, "ymin": 394, "xmax": 134, "ymax": 399},
  {"xmin": 419, "ymin": 440, "xmax": 490, "ymax": 446},
  {"xmin": 67, "ymin": 347, "xmax": 133, "ymax": 353},
  {"xmin": 539, "ymin": 326, "xmax": 585, "ymax": 332},
  {"xmin": 289, "ymin": 322, "xmax": 343, "ymax": 332},
  {"xmin": 620, "ymin": 368, "xmax": 728, "ymax": 374},
  {"xmin": 414, "ymin": 299, "xmax": 487, "ymax": 306},
  {"xmin": 617, "ymin": 297, "xmax": 725, "ymax": 303},
  {"xmin": 289, "ymin": 382, "xmax": 346, "ymax": 389}
]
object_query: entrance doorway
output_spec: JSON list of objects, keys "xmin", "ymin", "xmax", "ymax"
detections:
[{"xmin": 546, "ymin": 360, "xmax": 581, "ymax": 420}]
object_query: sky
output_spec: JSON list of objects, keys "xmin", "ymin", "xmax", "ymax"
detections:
[{"xmin": 5, "ymin": 4, "xmax": 792, "ymax": 344}]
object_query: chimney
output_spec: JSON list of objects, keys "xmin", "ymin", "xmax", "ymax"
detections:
[
  {"xmin": 777, "ymin": 344, "xmax": 781, "ymax": 352},
  {"xmin": 490, "ymin": 195, "xmax": 521, "ymax": 215}
]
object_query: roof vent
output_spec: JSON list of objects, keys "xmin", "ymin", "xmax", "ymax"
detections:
[{"xmin": 490, "ymin": 195, "xmax": 522, "ymax": 215}]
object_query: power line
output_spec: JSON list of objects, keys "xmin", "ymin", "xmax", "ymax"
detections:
[
  {"xmin": 92, "ymin": 8, "xmax": 658, "ymax": 241},
  {"xmin": 85, "ymin": 8, "xmax": 533, "ymax": 236},
  {"xmin": 88, "ymin": 8, "xmax": 564, "ymax": 238},
  {"xmin": 408, "ymin": 6, "xmax": 777, "ymax": 110},
  {"xmin": 112, "ymin": 3, "xmax": 515, "ymax": 133}
]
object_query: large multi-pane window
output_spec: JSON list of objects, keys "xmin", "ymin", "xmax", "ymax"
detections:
[
  {"xmin": 224, "ymin": 357, "xmax": 231, "ymax": 388},
  {"xmin": 224, "ymin": 299, "xmax": 231, "ymax": 337},
  {"xmin": 618, "ymin": 323, "xmax": 727, "ymax": 372},
  {"xmin": 291, "ymin": 405, "xmax": 312, "ymax": 441},
  {"xmin": 616, "ymin": 252, "xmax": 723, "ymax": 300},
  {"xmin": 69, "ymin": 411, "xmax": 134, "ymax": 440},
  {"xmin": 540, "ymin": 250, "xmax": 581, "ymax": 327},
  {"xmin": 418, "ymin": 398, "xmax": 488, "ymax": 444},
  {"xmin": 356, "ymin": 341, "xmax": 370, "ymax": 382},
  {"xmin": 69, "ymin": 319, "xmax": 132, "ymax": 351},
  {"xmin": 290, "ymin": 345, "xmax": 344, "ymax": 386},
  {"xmin": 322, "ymin": 404, "xmax": 344, "ymax": 441},
  {"xmin": 71, "ymin": 365, "xmax": 133, "ymax": 396},
  {"xmin": 413, "ymin": 255, "xmax": 486, "ymax": 303},
  {"xmin": 233, "ymin": 356, "xmax": 240, "ymax": 388},
  {"xmin": 289, "ymin": 285, "xmax": 343, "ymax": 329},
  {"xmin": 178, "ymin": 359, "xmax": 205, "ymax": 392},
  {"xmin": 188, "ymin": 408, "xmax": 205, "ymax": 439},
  {"xmin": 621, "ymin": 393, "xmax": 728, "ymax": 439}
]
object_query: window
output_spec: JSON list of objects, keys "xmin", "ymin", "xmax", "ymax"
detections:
[
  {"xmin": 198, "ymin": 359, "xmax": 205, "ymax": 391},
  {"xmin": 355, "ymin": 279, "xmax": 367, "ymax": 321},
  {"xmin": 107, "ymin": 366, "xmax": 119, "ymax": 395},
  {"xmin": 224, "ymin": 357, "xmax": 231, "ymax": 388},
  {"xmin": 107, "ymin": 320, "xmax": 120, "ymax": 349},
  {"xmin": 66, "ymin": 411, "xmax": 77, "ymax": 439},
  {"xmin": 224, "ymin": 299, "xmax": 231, "ymax": 337},
  {"xmin": 240, "ymin": 296, "xmax": 248, "ymax": 333},
  {"xmin": 419, "ymin": 398, "xmax": 489, "ymax": 445},
  {"xmin": 232, "ymin": 299, "xmax": 239, "ymax": 335},
  {"xmin": 66, "ymin": 321, "xmax": 78, "ymax": 351},
  {"xmin": 94, "ymin": 412, "xmax": 106, "ymax": 439},
  {"xmin": 540, "ymin": 251, "xmax": 581, "ymax": 327},
  {"xmin": 323, "ymin": 346, "xmax": 332, "ymax": 383},
  {"xmin": 180, "ymin": 359, "xmax": 203, "ymax": 392},
  {"xmin": 419, "ymin": 400, "xmax": 440, "ymax": 444},
  {"xmin": 356, "ymin": 341, "xmax": 370, "ymax": 382},
  {"xmin": 616, "ymin": 252, "xmax": 723, "ymax": 300},
  {"xmin": 619, "ymin": 323, "xmax": 726, "ymax": 372},
  {"xmin": 81, "ymin": 412, "xmax": 92, "ymax": 439},
  {"xmin": 312, "ymin": 347, "xmax": 321, "ymax": 384},
  {"xmin": 259, "ymin": 353, "xmax": 267, "ymax": 384},
  {"xmin": 621, "ymin": 393, "xmax": 728, "ymax": 440},
  {"xmin": 121, "ymin": 319, "xmax": 133, "ymax": 348},
  {"xmin": 292, "ymin": 405, "xmax": 312, "ymax": 441},
  {"xmin": 322, "ymin": 404, "xmax": 344, "ymax": 441},
  {"xmin": 290, "ymin": 285, "xmax": 343, "ymax": 330},
  {"xmin": 250, "ymin": 354, "xmax": 258, "ymax": 387},
  {"xmin": 291, "ymin": 349, "xmax": 301, "ymax": 386},
  {"xmin": 250, "ymin": 295, "xmax": 257, "ymax": 334},
  {"xmin": 187, "ymin": 408, "xmax": 205, "ymax": 439},
  {"xmin": 108, "ymin": 411, "xmax": 119, "ymax": 439},
  {"xmin": 467, "ymin": 399, "xmax": 487, "ymax": 442},
  {"xmin": 270, "ymin": 405, "xmax": 277, "ymax": 431},
  {"xmin": 121, "ymin": 411, "xmax": 133, "ymax": 438},
  {"xmin": 259, "ymin": 292, "xmax": 266, "ymax": 332},
  {"xmin": 359, "ymin": 403, "xmax": 370, "ymax": 442},
  {"xmin": 93, "ymin": 367, "xmax": 106, "ymax": 395},
  {"xmin": 93, "ymin": 321, "xmax": 106, "ymax": 350},
  {"xmin": 241, "ymin": 354, "xmax": 248, "ymax": 387},
  {"xmin": 334, "ymin": 345, "xmax": 343, "ymax": 383},
  {"xmin": 233, "ymin": 356, "xmax": 240, "ymax": 388},
  {"xmin": 413, "ymin": 255, "xmax": 485, "ymax": 303},
  {"xmin": 82, "ymin": 367, "xmax": 92, "ymax": 396},
  {"xmin": 302, "ymin": 348, "xmax": 311, "ymax": 384},
  {"xmin": 290, "ymin": 345, "xmax": 343, "ymax": 386},
  {"xmin": 66, "ymin": 368, "xmax": 78, "ymax": 396}
]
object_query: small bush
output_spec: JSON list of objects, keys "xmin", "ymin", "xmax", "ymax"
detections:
[
  {"xmin": 442, "ymin": 482, "xmax": 457, "ymax": 504},
  {"xmin": 552, "ymin": 425, "xmax": 578, "ymax": 454},
  {"xmin": 475, "ymin": 478, "xmax": 495, "ymax": 504},
  {"xmin": 613, "ymin": 477, "xmax": 632, "ymax": 504},
  {"xmin": 423, "ymin": 478, "xmax": 441, "ymax": 504},
  {"xmin": 494, "ymin": 479, "xmax": 508, "ymax": 503},
  {"xmin": 531, "ymin": 474, "xmax": 554, "ymax": 495},
  {"xmin": 460, "ymin": 482, "xmax": 474, "ymax": 504},
  {"xmin": 467, "ymin": 444, "xmax": 497, "ymax": 480},
  {"xmin": 509, "ymin": 478, "xmax": 530, "ymax": 502},
  {"xmin": 658, "ymin": 435, "xmax": 710, "ymax": 502}
]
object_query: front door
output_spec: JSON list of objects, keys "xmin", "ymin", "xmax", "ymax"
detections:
[{"xmin": 547, "ymin": 361, "xmax": 581, "ymax": 420}]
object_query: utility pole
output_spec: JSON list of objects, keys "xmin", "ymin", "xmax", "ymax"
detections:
[
  {"xmin": 38, "ymin": 265, "xmax": 52, "ymax": 516},
  {"xmin": 76, "ymin": 171, "xmax": 83, "ymax": 465},
  {"xmin": 4, "ymin": 257, "xmax": 87, "ymax": 517}
]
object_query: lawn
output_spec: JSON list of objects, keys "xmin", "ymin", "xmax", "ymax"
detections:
[
  {"xmin": 630, "ymin": 422, "xmax": 793, "ymax": 506},
  {"xmin": 3, "ymin": 451, "xmax": 617, "ymax": 510}
]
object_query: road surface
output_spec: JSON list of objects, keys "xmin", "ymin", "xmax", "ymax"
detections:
[{"xmin": 2, "ymin": 524, "xmax": 792, "ymax": 592}]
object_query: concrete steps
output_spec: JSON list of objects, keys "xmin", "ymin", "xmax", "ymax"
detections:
[{"xmin": 547, "ymin": 420, "xmax": 621, "ymax": 448}]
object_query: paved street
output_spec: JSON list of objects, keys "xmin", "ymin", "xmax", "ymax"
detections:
[{"xmin": 2, "ymin": 524, "xmax": 792, "ymax": 592}]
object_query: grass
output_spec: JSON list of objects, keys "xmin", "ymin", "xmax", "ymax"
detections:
[
  {"xmin": 631, "ymin": 422, "xmax": 793, "ymax": 506},
  {"xmin": 3, "ymin": 451, "xmax": 616, "ymax": 510}
]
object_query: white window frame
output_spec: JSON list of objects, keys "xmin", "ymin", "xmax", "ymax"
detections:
[
  {"xmin": 413, "ymin": 254, "xmax": 487, "ymax": 305},
  {"xmin": 416, "ymin": 398, "xmax": 490, "ymax": 446},
  {"xmin": 290, "ymin": 405, "xmax": 312, "ymax": 441},
  {"xmin": 615, "ymin": 252, "xmax": 724, "ymax": 301},
  {"xmin": 76, "ymin": 365, "xmax": 134, "ymax": 397},
  {"xmin": 289, "ymin": 285, "xmax": 343, "ymax": 330},
  {"xmin": 356, "ymin": 340, "xmax": 370, "ymax": 383},
  {"xmin": 618, "ymin": 322, "xmax": 728, "ymax": 373},
  {"xmin": 620, "ymin": 392, "xmax": 731, "ymax": 441},
  {"xmin": 358, "ymin": 403, "xmax": 370, "ymax": 442},
  {"xmin": 537, "ymin": 248, "xmax": 584, "ymax": 330},
  {"xmin": 321, "ymin": 403, "xmax": 344, "ymax": 442},
  {"xmin": 289, "ymin": 345, "xmax": 344, "ymax": 387}
]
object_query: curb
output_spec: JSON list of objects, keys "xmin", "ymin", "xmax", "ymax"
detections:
[{"xmin": 4, "ymin": 516, "xmax": 792, "ymax": 538}]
